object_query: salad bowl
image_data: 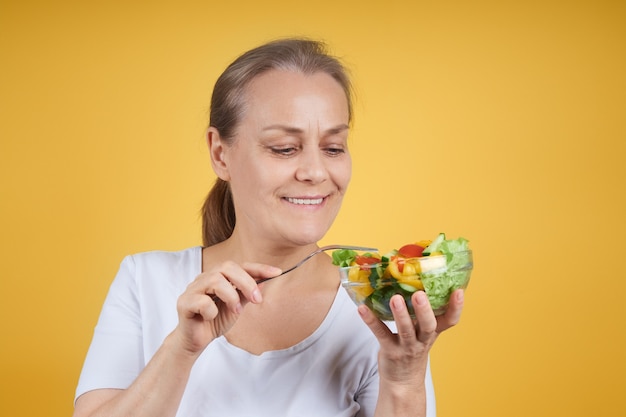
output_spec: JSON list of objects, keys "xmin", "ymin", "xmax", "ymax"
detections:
[{"xmin": 336, "ymin": 236, "xmax": 473, "ymax": 320}]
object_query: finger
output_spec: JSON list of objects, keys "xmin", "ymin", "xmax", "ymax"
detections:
[
  {"xmin": 209, "ymin": 276, "xmax": 245, "ymax": 314},
  {"xmin": 178, "ymin": 291, "xmax": 219, "ymax": 321},
  {"xmin": 218, "ymin": 261, "xmax": 282, "ymax": 303},
  {"xmin": 389, "ymin": 294, "xmax": 419, "ymax": 345},
  {"xmin": 436, "ymin": 289, "xmax": 464, "ymax": 333},
  {"xmin": 242, "ymin": 262, "xmax": 283, "ymax": 281},
  {"xmin": 204, "ymin": 261, "xmax": 274, "ymax": 310},
  {"xmin": 239, "ymin": 262, "xmax": 283, "ymax": 302},
  {"xmin": 357, "ymin": 304, "xmax": 394, "ymax": 344},
  {"xmin": 411, "ymin": 291, "xmax": 437, "ymax": 344},
  {"xmin": 185, "ymin": 266, "xmax": 244, "ymax": 314}
]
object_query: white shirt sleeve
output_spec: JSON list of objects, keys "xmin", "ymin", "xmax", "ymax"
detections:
[{"xmin": 75, "ymin": 255, "xmax": 145, "ymax": 401}]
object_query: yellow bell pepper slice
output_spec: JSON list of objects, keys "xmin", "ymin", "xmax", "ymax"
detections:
[
  {"xmin": 397, "ymin": 276, "xmax": 425, "ymax": 290},
  {"xmin": 388, "ymin": 259, "xmax": 403, "ymax": 279},
  {"xmin": 402, "ymin": 259, "xmax": 422, "ymax": 275},
  {"xmin": 353, "ymin": 284, "xmax": 375, "ymax": 299},
  {"xmin": 415, "ymin": 239, "xmax": 432, "ymax": 248}
]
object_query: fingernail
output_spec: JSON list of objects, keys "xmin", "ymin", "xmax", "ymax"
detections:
[
  {"xmin": 416, "ymin": 291, "xmax": 428, "ymax": 305},
  {"xmin": 392, "ymin": 295, "xmax": 406, "ymax": 311},
  {"xmin": 252, "ymin": 289, "xmax": 262, "ymax": 303},
  {"xmin": 235, "ymin": 302, "xmax": 243, "ymax": 314},
  {"xmin": 456, "ymin": 290, "xmax": 464, "ymax": 303}
]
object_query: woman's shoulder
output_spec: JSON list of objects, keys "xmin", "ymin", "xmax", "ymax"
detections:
[
  {"xmin": 126, "ymin": 246, "xmax": 203, "ymax": 267},
  {"xmin": 116, "ymin": 246, "xmax": 203, "ymax": 288}
]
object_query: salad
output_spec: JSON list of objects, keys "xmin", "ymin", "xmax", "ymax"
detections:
[{"xmin": 333, "ymin": 233, "xmax": 472, "ymax": 319}]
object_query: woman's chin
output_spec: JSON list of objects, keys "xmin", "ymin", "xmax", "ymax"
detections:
[{"xmin": 286, "ymin": 225, "xmax": 331, "ymax": 246}]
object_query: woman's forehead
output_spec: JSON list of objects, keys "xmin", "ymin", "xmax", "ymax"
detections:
[{"xmin": 240, "ymin": 69, "xmax": 350, "ymax": 124}]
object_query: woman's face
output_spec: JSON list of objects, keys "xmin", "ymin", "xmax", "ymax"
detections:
[{"xmin": 213, "ymin": 69, "xmax": 352, "ymax": 247}]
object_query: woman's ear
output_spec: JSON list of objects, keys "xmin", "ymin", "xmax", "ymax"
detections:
[{"xmin": 207, "ymin": 127, "xmax": 230, "ymax": 181}]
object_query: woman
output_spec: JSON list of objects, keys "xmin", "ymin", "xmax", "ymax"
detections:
[{"xmin": 73, "ymin": 38, "xmax": 464, "ymax": 417}]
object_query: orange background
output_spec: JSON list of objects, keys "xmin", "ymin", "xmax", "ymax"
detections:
[{"xmin": 1, "ymin": 0, "xmax": 624, "ymax": 416}]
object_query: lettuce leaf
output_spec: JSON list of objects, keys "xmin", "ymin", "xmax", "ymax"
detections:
[
  {"xmin": 332, "ymin": 249, "xmax": 357, "ymax": 267},
  {"xmin": 421, "ymin": 237, "xmax": 471, "ymax": 310}
]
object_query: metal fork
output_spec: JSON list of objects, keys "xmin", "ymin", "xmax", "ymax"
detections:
[
  {"xmin": 256, "ymin": 244, "xmax": 378, "ymax": 284},
  {"xmin": 210, "ymin": 244, "xmax": 378, "ymax": 301}
]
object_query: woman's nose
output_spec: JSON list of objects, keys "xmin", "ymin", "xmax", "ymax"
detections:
[{"xmin": 295, "ymin": 147, "xmax": 328, "ymax": 184}]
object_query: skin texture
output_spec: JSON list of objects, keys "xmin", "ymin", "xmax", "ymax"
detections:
[{"xmin": 73, "ymin": 69, "xmax": 463, "ymax": 417}]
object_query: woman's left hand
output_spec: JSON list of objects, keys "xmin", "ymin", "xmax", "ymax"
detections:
[{"xmin": 358, "ymin": 289, "xmax": 464, "ymax": 387}]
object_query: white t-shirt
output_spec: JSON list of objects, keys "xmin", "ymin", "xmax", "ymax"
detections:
[{"xmin": 75, "ymin": 247, "xmax": 436, "ymax": 416}]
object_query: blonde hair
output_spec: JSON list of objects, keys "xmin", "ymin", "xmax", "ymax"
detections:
[{"xmin": 202, "ymin": 38, "xmax": 353, "ymax": 246}]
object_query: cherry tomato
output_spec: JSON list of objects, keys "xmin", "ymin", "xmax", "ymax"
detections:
[
  {"xmin": 354, "ymin": 255, "xmax": 381, "ymax": 266},
  {"xmin": 398, "ymin": 244, "xmax": 425, "ymax": 258}
]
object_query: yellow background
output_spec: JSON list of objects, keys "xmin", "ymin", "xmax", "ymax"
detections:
[{"xmin": 1, "ymin": 0, "xmax": 624, "ymax": 416}]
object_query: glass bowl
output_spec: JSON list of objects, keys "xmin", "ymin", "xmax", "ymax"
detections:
[{"xmin": 339, "ymin": 250, "xmax": 473, "ymax": 320}]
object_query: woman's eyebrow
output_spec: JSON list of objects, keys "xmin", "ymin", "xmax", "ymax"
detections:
[
  {"xmin": 325, "ymin": 124, "xmax": 350, "ymax": 135},
  {"xmin": 262, "ymin": 124, "xmax": 303, "ymax": 134},
  {"xmin": 262, "ymin": 124, "xmax": 349, "ymax": 135}
]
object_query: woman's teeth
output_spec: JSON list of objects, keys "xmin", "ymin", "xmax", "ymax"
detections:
[{"xmin": 286, "ymin": 197, "xmax": 324, "ymax": 205}]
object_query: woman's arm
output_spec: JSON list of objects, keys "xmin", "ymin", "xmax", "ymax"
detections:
[
  {"xmin": 359, "ymin": 290, "xmax": 464, "ymax": 417},
  {"xmin": 73, "ymin": 261, "xmax": 277, "ymax": 417},
  {"xmin": 73, "ymin": 332, "xmax": 197, "ymax": 417}
]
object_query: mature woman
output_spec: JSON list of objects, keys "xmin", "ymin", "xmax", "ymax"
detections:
[{"xmin": 73, "ymin": 38, "xmax": 463, "ymax": 417}]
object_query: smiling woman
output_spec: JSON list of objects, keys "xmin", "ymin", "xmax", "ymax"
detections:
[
  {"xmin": 72, "ymin": 38, "xmax": 464, "ymax": 417},
  {"xmin": 202, "ymin": 39, "xmax": 354, "ymax": 247},
  {"xmin": 209, "ymin": 69, "xmax": 352, "ymax": 247}
]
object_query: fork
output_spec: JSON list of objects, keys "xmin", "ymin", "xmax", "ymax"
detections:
[
  {"xmin": 210, "ymin": 244, "xmax": 378, "ymax": 302},
  {"xmin": 256, "ymin": 244, "xmax": 378, "ymax": 284}
]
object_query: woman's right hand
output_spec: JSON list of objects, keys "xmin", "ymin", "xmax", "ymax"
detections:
[{"xmin": 172, "ymin": 261, "xmax": 282, "ymax": 356}]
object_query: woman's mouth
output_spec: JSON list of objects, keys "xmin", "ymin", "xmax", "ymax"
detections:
[{"xmin": 285, "ymin": 197, "xmax": 325, "ymax": 205}]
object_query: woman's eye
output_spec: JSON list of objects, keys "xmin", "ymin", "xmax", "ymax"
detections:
[
  {"xmin": 269, "ymin": 146, "xmax": 298, "ymax": 156},
  {"xmin": 324, "ymin": 146, "xmax": 346, "ymax": 156},
  {"xmin": 266, "ymin": 144, "xmax": 346, "ymax": 157}
]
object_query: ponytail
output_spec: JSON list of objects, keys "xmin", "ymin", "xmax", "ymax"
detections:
[{"xmin": 201, "ymin": 178, "xmax": 236, "ymax": 246}]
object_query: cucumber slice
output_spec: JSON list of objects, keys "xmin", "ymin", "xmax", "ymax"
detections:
[
  {"xmin": 398, "ymin": 283, "xmax": 419, "ymax": 292},
  {"xmin": 423, "ymin": 233, "xmax": 446, "ymax": 256},
  {"xmin": 371, "ymin": 298, "xmax": 391, "ymax": 317},
  {"xmin": 380, "ymin": 250, "xmax": 398, "ymax": 264}
]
